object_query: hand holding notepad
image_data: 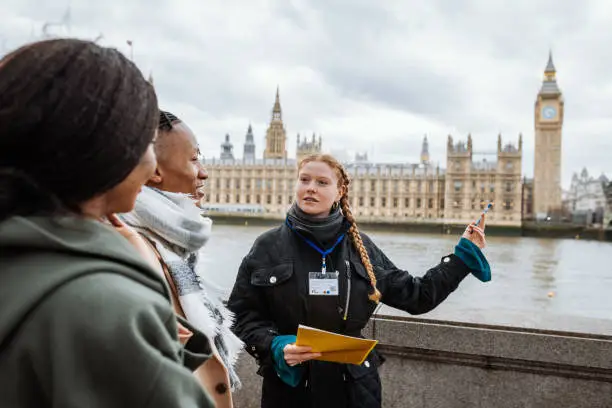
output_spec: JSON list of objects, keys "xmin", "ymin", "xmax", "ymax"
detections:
[{"xmin": 295, "ymin": 324, "xmax": 378, "ymax": 365}]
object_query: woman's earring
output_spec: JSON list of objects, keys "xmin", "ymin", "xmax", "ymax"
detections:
[{"xmin": 331, "ymin": 201, "xmax": 339, "ymax": 211}]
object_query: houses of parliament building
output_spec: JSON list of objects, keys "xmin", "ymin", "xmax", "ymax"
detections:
[{"xmin": 201, "ymin": 54, "xmax": 564, "ymax": 228}]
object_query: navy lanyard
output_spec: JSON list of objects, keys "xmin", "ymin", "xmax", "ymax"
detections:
[{"xmin": 285, "ymin": 219, "xmax": 345, "ymax": 273}]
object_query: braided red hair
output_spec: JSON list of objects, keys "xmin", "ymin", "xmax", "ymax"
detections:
[{"xmin": 298, "ymin": 154, "xmax": 381, "ymax": 303}]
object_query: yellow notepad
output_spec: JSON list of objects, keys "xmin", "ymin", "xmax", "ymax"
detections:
[{"xmin": 295, "ymin": 324, "xmax": 378, "ymax": 365}]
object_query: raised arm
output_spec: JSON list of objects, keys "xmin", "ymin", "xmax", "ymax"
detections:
[{"xmin": 363, "ymin": 234, "xmax": 471, "ymax": 315}]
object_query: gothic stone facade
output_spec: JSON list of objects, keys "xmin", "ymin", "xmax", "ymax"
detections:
[
  {"xmin": 201, "ymin": 87, "xmax": 527, "ymax": 226},
  {"xmin": 202, "ymin": 140, "xmax": 522, "ymax": 226},
  {"xmin": 566, "ymin": 169, "xmax": 610, "ymax": 226},
  {"xmin": 445, "ymin": 134, "xmax": 523, "ymax": 226}
]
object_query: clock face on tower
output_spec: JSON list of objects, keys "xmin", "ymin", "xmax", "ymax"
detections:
[{"xmin": 541, "ymin": 105, "xmax": 557, "ymax": 120}]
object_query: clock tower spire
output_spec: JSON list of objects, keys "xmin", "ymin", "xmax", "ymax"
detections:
[
  {"xmin": 533, "ymin": 51, "xmax": 564, "ymax": 219},
  {"xmin": 263, "ymin": 86, "xmax": 287, "ymax": 159}
]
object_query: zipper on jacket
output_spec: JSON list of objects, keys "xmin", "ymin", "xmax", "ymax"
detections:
[{"xmin": 343, "ymin": 260, "xmax": 351, "ymax": 321}]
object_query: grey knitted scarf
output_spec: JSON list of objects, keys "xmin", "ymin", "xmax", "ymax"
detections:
[{"xmin": 121, "ymin": 186, "xmax": 243, "ymax": 390}]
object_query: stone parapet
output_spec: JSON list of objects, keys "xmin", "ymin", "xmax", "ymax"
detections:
[{"xmin": 233, "ymin": 312, "xmax": 612, "ymax": 407}]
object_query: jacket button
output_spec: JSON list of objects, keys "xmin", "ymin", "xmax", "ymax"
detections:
[
  {"xmin": 270, "ymin": 276, "xmax": 277, "ymax": 284},
  {"xmin": 364, "ymin": 360, "xmax": 370, "ymax": 368},
  {"xmin": 443, "ymin": 257, "xmax": 450, "ymax": 263},
  {"xmin": 215, "ymin": 383, "xmax": 228, "ymax": 394},
  {"xmin": 251, "ymin": 345, "xmax": 256, "ymax": 351}
]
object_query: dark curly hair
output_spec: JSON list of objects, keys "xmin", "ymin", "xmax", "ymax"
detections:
[
  {"xmin": 158, "ymin": 110, "xmax": 181, "ymax": 132},
  {"xmin": 0, "ymin": 38, "xmax": 158, "ymax": 221}
]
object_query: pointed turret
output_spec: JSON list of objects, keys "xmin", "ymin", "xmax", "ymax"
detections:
[
  {"xmin": 420, "ymin": 135, "xmax": 430, "ymax": 165},
  {"xmin": 539, "ymin": 51, "xmax": 561, "ymax": 96},
  {"xmin": 272, "ymin": 86, "xmax": 282, "ymax": 121},
  {"xmin": 243, "ymin": 124, "xmax": 255, "ymax": 160},
  {"xmin": 545, "ymin": 50, "xmax": 556, "ymax": 74},
  {"xmin": 221, "ymin": 133, "xmax": 234, "ymax": 160}
]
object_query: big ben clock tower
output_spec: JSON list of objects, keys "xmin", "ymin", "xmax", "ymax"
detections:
[{"xmin": 533, "ymin": 52, "xmax": 564, "ymax": 219}]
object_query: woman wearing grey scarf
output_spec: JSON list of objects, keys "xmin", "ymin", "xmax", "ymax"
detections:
[
  {"xmin": 121, "ymin": 111, "xmax": 242, "ymax": 408},
  {"xmin": 228, "ymin": 154, "xmax": 489, "ymax": 408}
]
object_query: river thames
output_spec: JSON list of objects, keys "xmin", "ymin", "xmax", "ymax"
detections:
[{"xmin": 200, "ymin": 223, "xmax": 612, "ymax": 332}]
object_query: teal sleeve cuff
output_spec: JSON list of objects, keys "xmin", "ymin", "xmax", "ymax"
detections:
[
  {"xmin": 454, "ymin": 237, "xmax": 491, "ymax": 282},
  {"xmin": 270, "ymin": 335, "xmax": 305, "ymax": 387}
]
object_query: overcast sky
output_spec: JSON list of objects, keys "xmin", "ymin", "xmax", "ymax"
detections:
[{"xmin": 2, "ymin": 0, "xmax": 611, "ymax": 187}]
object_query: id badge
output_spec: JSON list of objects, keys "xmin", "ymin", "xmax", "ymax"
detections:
[{"xmin": 309, "ymin": 271, "xmax": 339, "ymax": 296}]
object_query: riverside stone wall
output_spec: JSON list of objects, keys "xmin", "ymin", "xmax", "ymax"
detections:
[{"xmin": 232, "ymin": 313, "xmax": 612, "ymax": 407}]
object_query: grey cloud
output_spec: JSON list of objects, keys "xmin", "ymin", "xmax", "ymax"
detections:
[
  {"xmin": 284, "ymin": 0, "xmax": 596, "ymax": 135},
  {"xmin": 2, "ymin": 0, "xmax": 611, "ymax": 185}
]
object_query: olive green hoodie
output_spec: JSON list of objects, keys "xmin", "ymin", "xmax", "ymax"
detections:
[{"xmin": 0, "ymin": 216, "xmax": 215, "ymax": 407}]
